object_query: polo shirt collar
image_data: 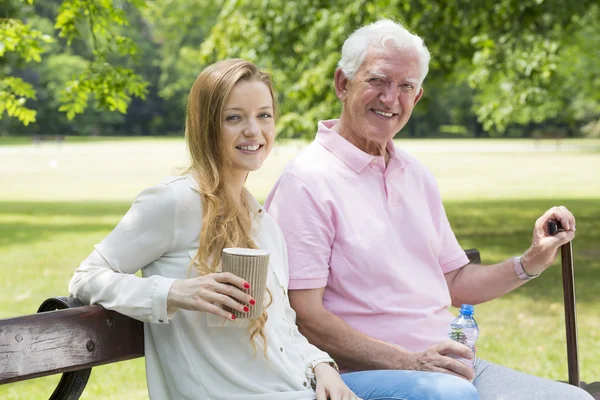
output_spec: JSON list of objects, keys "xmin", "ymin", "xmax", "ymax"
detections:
[{"xmin": 315, "ymin": 119, "xmax": 409, "ymax": 173}]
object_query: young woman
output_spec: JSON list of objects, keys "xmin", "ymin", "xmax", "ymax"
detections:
[{"xmin": 69, "ymin": 59, "xmax": 360, "ymax": 400}]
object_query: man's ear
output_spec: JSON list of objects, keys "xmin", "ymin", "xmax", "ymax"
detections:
[
  {"xmin": 334, "ymin": 68, "xmax": 349, "ymax": 101},
  {"xmin": 414, "ymin": 86, "xmax": 424, "ymax": 105}
]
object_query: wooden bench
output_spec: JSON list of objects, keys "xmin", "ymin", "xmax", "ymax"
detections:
[
  {"xmin": 0, "ymin": 296, "xmax": 143, "ymax": 399},
  {"xmin": 1, "ymin": 249, "xmax": 598, "ymax": 399}
]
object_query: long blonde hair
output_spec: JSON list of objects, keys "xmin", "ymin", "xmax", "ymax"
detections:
[{"xmin": 185, "ymin": 59, "xmax": 277, "ymax": 355}]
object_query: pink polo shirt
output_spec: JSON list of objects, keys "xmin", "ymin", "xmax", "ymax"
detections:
[{"xmin": 265, "ymin": 120, "xmax": 469, "ymax": 369}]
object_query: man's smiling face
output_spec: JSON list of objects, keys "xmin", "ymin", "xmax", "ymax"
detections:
[{"xmin": 337, "ymin": 46, "xmax": 424, "ymax": 152}]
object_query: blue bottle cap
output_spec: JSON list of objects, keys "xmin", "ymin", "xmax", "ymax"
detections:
[{"xmin": 460, "ymin": 304, "xmax": 474, "ymax": 316}]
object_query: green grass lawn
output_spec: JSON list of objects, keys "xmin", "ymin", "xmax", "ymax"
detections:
[{"xmin": 1, "ymin": 138, "xmax": 599, "ymax": 399}]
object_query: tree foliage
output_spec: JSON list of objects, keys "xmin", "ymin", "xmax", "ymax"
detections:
[
  {"xmin": 0, "ymin": 1, "xmax": 52, "ymax": 125},
  {"xmin": 1, "ymin": 0, "xmax": 598, "ymax": 138},
  {"xmin": 0, "ymin": 0, "xmax": 148, "ymax": 125},
  {"xmin": 196, "ymin": 0, "xmax": 598, "ymax": 137}
]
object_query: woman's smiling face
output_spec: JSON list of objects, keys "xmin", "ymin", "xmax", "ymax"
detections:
[{"xmin": 221, "ymin": 79, "xmax": 275, "ymax": 178}]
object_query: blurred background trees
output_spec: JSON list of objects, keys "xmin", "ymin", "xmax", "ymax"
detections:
[{"xmin": 1, "ymin": 0, "xmax": 599, "ymax": 138}]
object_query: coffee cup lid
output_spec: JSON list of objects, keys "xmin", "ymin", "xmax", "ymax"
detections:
[{"xmin": 223, "ymin": 248, "xmax": 269, "ymax": 256}]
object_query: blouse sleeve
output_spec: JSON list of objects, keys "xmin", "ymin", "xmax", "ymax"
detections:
[{"xmin": 68, "ymin": 183, "xmax": 178, "ymax": 324}]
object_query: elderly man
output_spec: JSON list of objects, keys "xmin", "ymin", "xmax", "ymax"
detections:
[{"xmin": 265, "ymin": 19, "xmax": 592, "ymax": 400}]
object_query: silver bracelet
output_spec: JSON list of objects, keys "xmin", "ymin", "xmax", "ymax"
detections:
[{"xmin": 513, "ymin": 255, "xmax": 540, "ymax": 281}]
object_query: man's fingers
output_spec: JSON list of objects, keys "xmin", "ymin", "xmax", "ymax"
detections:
[
  {"xmin": 556, "ymin": 207, "xmax": 576, "ymax": 231},
  {"xmin": 536, "ymin": 208, "xmax": 557, "ymax": 232},
  {"xmin": 442, "ymin": 357, "xmax": 475, "ymax": 380},
  {"xmin": 433, "ymin": 350, "xmax": 473, "ymax": 378},
  {"xmin": 431, "ymin": 341, "xmax": 475, "ymax": 380},
  {"xmin": 436, "ymin": 340, "xmax": 473, "ymax": 359},
  {"xmin": 542, "ymin": 229, "xmax": 575, "ymax": 248},
  {"xmin": 538, "ymin": 206, "xmax": 575, "ymax": 234},
  {"xmin": 555, "ymin": 230, "xmax": 575, "ymax": 245},
  {"xmin": 431, "ymin": 365, "xmax": 471, "ymax": 380}
]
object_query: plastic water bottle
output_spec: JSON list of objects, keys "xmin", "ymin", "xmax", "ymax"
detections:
[{"xmin": 448, "ymin": 304, "xmax": 479, "ymax": 369}]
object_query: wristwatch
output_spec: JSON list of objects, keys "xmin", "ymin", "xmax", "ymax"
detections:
[
  {"xmin": 513, "ymin": 255, "xmax": 540, "ymax": 281},
  {"xmin": 306, "ymin": 358, "xmax": 339, "ymax": 390}
]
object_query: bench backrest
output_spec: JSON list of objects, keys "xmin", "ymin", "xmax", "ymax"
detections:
[{"xmin": 0, "ymin": 297, "xmax": 143, "ymax": 399}]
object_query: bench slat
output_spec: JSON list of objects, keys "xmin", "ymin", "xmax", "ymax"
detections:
[{"xmin": 0, "ymin": 305, "xmax": 143, "ymax": 384}]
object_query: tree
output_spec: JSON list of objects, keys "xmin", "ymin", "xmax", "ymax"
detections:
[
  {"xmin": 0, "ymin": 0, "xmax": 148, "ymax": 126},
  {"xmin": 2, "ymin": 0, "xmax": 597, "ymax": 137},
  {"xmin": 0, "ymin": 0, "xmax": 52, "ymax": 125},
  {"xmin": 469, "ymin": 3, "xmax": 600, "ymax": 134},
  {"xmin": 196, "ymin": 0, "xmax": 598, "ymax": 137},
  {"xmin": 141, "ymin": 0, "xmax": 222, "ymax": 107}
]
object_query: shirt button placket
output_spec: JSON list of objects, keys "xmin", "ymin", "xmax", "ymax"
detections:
[{"xmin": 386, "ymin": 169, "xmax": 400, "ymax": 204}]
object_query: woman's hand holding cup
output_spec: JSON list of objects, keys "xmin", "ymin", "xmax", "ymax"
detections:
[
  {"xmin": 221, "ymin": 248, "xmax": 270, "ymax": 319},
  {"xmin": 167, "ymin": 272, "xmax": 255, "ymax": 320}
]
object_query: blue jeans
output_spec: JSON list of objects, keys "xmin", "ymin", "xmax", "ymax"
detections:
[{"xmin": 341, "ymin": 370, "xmax": 480, "ymax": 400}]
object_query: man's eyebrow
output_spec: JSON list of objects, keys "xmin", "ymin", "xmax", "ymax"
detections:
[
  {"xmin": 368, "ymin": 70, "xmax": 387, "ymax": 79},
  {"xmin": 366, "ymin": 71, "xmax": 419, "ymax": 85}
]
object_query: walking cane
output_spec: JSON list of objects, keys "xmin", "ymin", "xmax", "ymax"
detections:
[{"xmin": 548, "ymin": 219, "xmax": 579, "ymax": 387}]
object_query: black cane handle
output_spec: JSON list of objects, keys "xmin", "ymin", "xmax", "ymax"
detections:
[{"xmin": 547, "ymin": 219, "xmax": 563, "ymax": 236}]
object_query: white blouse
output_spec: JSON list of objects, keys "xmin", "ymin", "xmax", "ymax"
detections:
[{"xmin": 69, "ymin": 175, "xmax": 333, "ymax": 400}]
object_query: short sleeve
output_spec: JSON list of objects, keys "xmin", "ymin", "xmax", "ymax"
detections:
[{"xmin": 264, "ymin": 173, "xmax": 333, "ymax": 289}]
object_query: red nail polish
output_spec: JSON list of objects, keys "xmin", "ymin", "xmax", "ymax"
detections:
[
  {"xmin": 231, "ymin": 314, "xmax": 236, "ymax": 320},
  {"xmin": 243, "ymin": 306, "xmax": 249, "ymax": 312},
  {"xmin": 244, "ymin": 282, "xmax": 250, "ymax": 289},
  {"xmin": 249, "ymin": 299, "xmax": 256, "ymax": 305}
]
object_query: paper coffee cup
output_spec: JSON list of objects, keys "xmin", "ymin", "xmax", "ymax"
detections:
[{"xmin": 221, "ymin": 248, "xmax": 269, "ymax": 319}]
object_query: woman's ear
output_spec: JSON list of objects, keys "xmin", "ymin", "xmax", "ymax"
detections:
[{"xmin": 334, "ymin": 68, "xmax": 349, "ymax": 102}]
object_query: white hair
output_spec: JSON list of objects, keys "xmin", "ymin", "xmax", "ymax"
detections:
[{"xmin": 338, "ymin": 19, "xmax": 431, "ymax": 85}]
